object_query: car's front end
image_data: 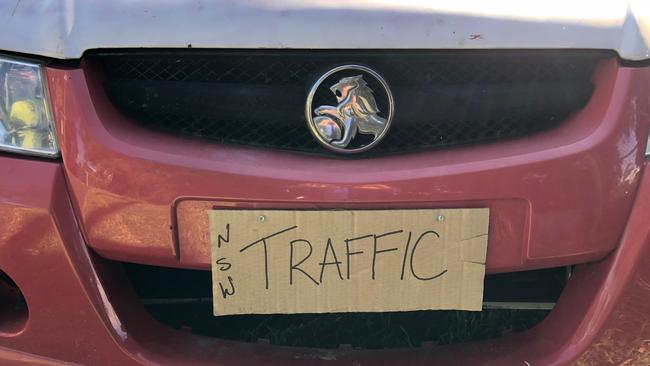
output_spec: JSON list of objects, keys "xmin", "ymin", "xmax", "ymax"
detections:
[{"xmin": 1, "ymin": 1, "xmax": 650, "ymax": 365}]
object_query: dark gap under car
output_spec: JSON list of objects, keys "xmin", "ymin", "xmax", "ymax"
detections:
[{"xmin": 123, "ymin": 262, "xmax": 567, "ymax": 349}]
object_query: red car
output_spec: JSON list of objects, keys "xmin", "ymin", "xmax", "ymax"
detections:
[{"xmin": 1, "ymin": 1, "xmax": 650, "ymax": 365}]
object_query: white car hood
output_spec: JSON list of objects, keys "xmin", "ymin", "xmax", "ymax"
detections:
[{"xmin": 2, "ymin": 0, "xmax": 649, "ymax": 60}]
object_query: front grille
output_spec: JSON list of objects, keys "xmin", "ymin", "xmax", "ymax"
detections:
[
  {"xmin": 123, "ymin": 263, "xmax": 566, "ymax": 349},
  {"xmin": 92, "ymin": 50, "xmax": 608, "ymax": 155}
]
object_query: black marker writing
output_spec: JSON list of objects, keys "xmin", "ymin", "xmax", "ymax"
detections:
[
  {"xmin": 319, "ymin": 238, "xmax": 344, "ymax": 283},
  {"xmin": 400, "ymin": 232, "xmax": 413, "ymax": 280},
  {"xmin": 218, "ymin": 276, "xmax": 236, "ymax": 298},
  {"xmin": 239, "ymin": 225, "xmax": 298, "ymax": 290},
  {"xmin": 289, "ymin": 239, "xmax": 319, "ymax": 285},
  {"xmin": 371, "ymin": 230, "xmax": 401, "ymax": 280},
  {"xmin": 216, "ymin": 257, "xmax": 232, "ymax": 271},
  {"xmin": 410, "ymin": 230, "xmax": 448, "ymax": 281},
  {"xmin": 217, "ymin": 223, "xmax": 230, "ymax": 248},
  {"xmin": 344, "ymin": 234, "xmax": 372, "ymax": 280}
]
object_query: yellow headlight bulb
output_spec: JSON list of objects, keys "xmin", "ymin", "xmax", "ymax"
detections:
[{"xmin": 9, "ymin": 100, "xmax": 43, "ymax": 149}]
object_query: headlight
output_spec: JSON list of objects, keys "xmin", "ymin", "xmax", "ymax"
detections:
[{"xmin": 0, "ymin": 57, "xmax": 58, "ymax": 157}]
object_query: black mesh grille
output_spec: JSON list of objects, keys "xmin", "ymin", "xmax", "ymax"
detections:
[{"xmin": 92, "ymin": 50, "xmax": 608, "ymax": 155}]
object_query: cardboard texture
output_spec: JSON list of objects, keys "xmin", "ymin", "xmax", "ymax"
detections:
[{"xmin": 209, "ymin": 208, "xmax": 489, "ymax": 315}]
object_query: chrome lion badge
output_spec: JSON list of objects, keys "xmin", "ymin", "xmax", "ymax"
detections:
[{"xmin": 305, "ymin": 65, "xmax": 394, "ymax": 153}]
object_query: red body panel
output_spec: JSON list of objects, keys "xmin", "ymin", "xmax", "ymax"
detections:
[
  {"xmin": 0, "ymin": 156, "xmax": 649, "ymax": 365},
  {"xmin": 48, "ymin": 60, "xmax": 650, "ymax": 273},
  {"xmin": 0, "ymin": 57, "xmax": 649, "ymax": 365}
]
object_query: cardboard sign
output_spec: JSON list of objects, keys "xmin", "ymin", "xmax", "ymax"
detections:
[{"xmin": 209, "ymin": 208, "xmax": 489, "ymax": 315}]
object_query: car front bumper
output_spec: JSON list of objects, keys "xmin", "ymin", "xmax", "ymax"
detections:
[{"xmin": 0, "ymin": 146, "xmax": 650, "ymax": 365}]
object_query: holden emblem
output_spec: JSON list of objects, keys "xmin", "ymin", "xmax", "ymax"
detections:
[{"xmin": 305, "ymin": 65, "xmax": 394, "ymax": 153}]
